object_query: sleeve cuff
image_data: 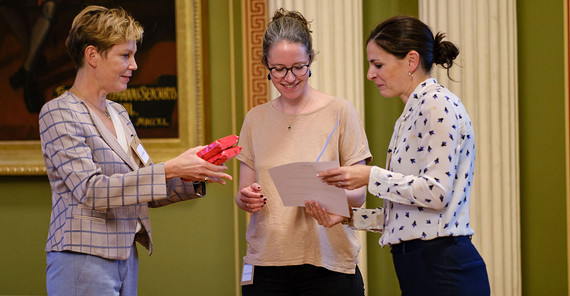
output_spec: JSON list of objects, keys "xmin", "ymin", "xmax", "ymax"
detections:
[
  {"xmin": 348, "ymin": 207, "xmax": 384, "ymax": 233},
  {"xmin": 192, "ymin": 181, "xmax": 206, "ymax": 197}
]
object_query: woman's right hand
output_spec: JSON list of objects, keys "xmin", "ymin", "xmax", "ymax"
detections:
[
  {"xmin": 238, "ymin": 183, "xmax": 266, "ymax": 213},
  {"xmin": 164, "ymin": 146, "xmax": 233, "ymax": 184},
  {"xmin": 318, "ymin": 164, "xmax": 372, "ymax": 190}
]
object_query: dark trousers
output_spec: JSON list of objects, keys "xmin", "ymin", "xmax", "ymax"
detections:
[
  {"xmin": 391, "ymin": 236, "xmax": 490, "ymax": 296},
  {"xmin": 242, "ymin": 264, "xmax": 364, "ymax": 296}
]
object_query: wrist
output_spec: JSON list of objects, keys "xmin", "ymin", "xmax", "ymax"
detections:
[
  {"xmin": 164, "ymin": 160, "xmax": 175, "ymax": 180},
  {"xmin": 341, "ymin": 207, "xmax": 353, "ymax": 225}
]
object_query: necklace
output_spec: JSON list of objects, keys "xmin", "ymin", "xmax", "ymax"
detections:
[
  {"xmin": 278, "ymin": 96, "xmax": 311, "ymax": 131},
  {"xmin": 85, "ymin": 99, "xmax": 111, "ymax": 119},
  {"xmin": 71, "ymin": 89, "xmax": 111, "ymax": 119}
]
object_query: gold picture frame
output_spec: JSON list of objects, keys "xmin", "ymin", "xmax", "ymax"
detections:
[{"xmin": 0, "ymin": 0, "xmax": 205, "ymax": 175}]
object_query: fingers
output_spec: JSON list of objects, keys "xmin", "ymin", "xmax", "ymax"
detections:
[
  {"xmin": 241, "ymin": 195, "xmax": 266, "ymax": 213},
  {"xmin": 317, "ymin": 168, "xmax": 342, "ymax": 179},
  {"xmin": 319, "ymin": 178, "xmax": 349, "ymax": 190},
  {"xmin": 187, "ymin": 145, "xmax": 207, "ymax": 154},
  {"xmin": 240, "ymin": 183, "xmax": 265, "ymax": 213},
  {"xmin": 206, "ymin": 172, "xmax": 232, "ymax": 183},
  {"xmin": 249, "ymin": 183, "xmax": 262, "ymax": 192},
  {"xmin": 203, "ymin": 176, "xmax": 228, "ymax": 185},
  {"xmin": 317, "ymin": 166, "xmax": 368, "ymax": 190},
  {"xmin": 200, "ymin": 163, "xmax": 232, "ymax": 184},
  {"xmin": 317, "ymin": 168, "xmax": 347, "ymax": 187},
  {"xmin": 305, "ymin": 201, "xmax": 329, "ymax": 226},
  {"xmin": 305, "ymin": 201, "xmax": 346, "ymax": 228},
  {"xmin": 186, "ymin": 172, "xmax": 230, "ymax": 184},
  {"xmin": 319, "ymin": 175, "xmax": 357, "ymax": 190}
]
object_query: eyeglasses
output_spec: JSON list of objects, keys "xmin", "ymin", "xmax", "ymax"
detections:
[{"xmin": 268, "ymin": 62, "xmax": 310, "ymax": 79}]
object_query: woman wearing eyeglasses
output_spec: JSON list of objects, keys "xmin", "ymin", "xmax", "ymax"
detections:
[{"xmin": 234, "ymin": 7, "xmax": 372, "ymax": 296}]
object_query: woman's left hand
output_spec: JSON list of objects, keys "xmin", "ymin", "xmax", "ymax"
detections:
[
  {"xmin": 317, "ymin": 164, "xmax": 372, "ymax": 190},
  {"xmin": 304, "ymin": 201, "xmax": 345, "ymax": 227}
]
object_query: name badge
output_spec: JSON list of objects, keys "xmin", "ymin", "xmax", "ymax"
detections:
[
  {"xmin": 240, "ymin": 263, "xmax": 254, "ymax": 286},
  {"xmin": 129, "ymin": 135, "xmax": 151, "ymax": 166}
]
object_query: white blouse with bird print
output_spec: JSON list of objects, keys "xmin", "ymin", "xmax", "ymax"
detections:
[{"xmin": 359, "ymin": 78, "xmax": 476, "ymax": 246}]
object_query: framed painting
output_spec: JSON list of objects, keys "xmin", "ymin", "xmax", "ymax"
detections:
[{"xmin": 0, "ymin": 0, "xmax": 205, "ymax": 175}]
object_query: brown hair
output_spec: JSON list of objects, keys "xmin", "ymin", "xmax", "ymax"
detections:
[
  {"xmin": 367, "ymin": 15, "xmax": 459, "ymax": 77},
  {"xmin": 261, "ymin": 8, "xmax": 314, "ymax": 67}
]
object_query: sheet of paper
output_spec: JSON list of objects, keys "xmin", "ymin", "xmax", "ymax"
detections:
[{"xmin": 268, "ymin": 161, "xmax": 349, "ymax": 217}]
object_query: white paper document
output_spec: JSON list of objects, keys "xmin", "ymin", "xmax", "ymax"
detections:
[{"xmin": 268, "ymin": 161, "xmax": 349, "ymax": 217}]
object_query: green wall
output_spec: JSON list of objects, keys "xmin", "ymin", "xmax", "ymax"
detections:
[
  {"xmin": 517, "ymin": 0, "xmax": 568, "ymax": 295},
  {"xmin": 361, "ymin": 1, "xmax": 418, "ymax": 295},
  {"xmin": 137, "ymin": 1, "xmax": 245, "ymax": 295},
  {"xmin": 0, "ymin": 176, "xmax": 51, "ymax": 294}
]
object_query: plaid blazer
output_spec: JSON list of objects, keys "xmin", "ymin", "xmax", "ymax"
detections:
[{"xmin": 39, "ymin": 92, "xmax": 205, "ymax": 260}]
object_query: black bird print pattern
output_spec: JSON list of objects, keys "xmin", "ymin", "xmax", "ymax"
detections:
[{"xmin": 363, "ymin": 78, "xmax": 476, "ymax": 246}]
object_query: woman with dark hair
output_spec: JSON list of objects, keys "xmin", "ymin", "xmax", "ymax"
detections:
[{"xmin": 307, "ymin": 15, "xmax": 491, "ymax": 295}]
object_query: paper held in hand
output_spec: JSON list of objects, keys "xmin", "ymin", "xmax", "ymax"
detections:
[{"xmin": 268, "ymin": 161, "xmax": 350, "ymax": 217}]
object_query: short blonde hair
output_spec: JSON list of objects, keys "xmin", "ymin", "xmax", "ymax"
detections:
[{"xmin": 66, "ymin": 5, "xmax": 144, "ymax": 69}]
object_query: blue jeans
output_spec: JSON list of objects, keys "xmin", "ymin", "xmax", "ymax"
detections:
[
  {"xmin": 242, "ymin": 264, "xmax": 364, "ymax": 296},
  {"xmin": 391, "ymin": 236, "xmax": 490, "ymax": 296},
  {"xmin": 46, "ymin": 245, "xmax": 139, "ymax": 296}
]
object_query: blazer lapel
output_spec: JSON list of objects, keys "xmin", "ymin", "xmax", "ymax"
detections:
[{"xmin": 85, "ymin": 102, "xmax": 140, "ymax": 170}]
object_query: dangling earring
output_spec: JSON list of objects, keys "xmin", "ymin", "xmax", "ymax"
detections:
[
  {"xmin": 309, "ymin": 70, "xmax": 312, "ymax": 77},
  {"xmin": 267, "ymin": 74, "xmax": 271, "ymax": 80},
  {"xmin": 408, "ymin": 72, "xmax": 414, "ymax": 78}
]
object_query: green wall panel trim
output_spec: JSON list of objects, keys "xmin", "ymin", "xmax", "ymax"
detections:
[
  {"xmin": 517, "ymin": 0, "xmax": 568, "ymax": 295},
  {"xmin": 230, "ymin": 0, "xmax": 250, "ymax": 267},
  {"xmin": 361, "ymin": 1, "xmax": 418, "ymax": 295},
  {"xmin": 207, "ymin": 0, "xmax": 233, "ymax": 141},
  {"xmin": 227, "ymin": 0, "xmax": 249, "ymax": 258}
]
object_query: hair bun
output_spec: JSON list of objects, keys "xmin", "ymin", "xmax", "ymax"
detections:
[
  {"xmin": 433, "ymin": 32, "xmax": 459, "ymax": 70},
  {"xmin": 270, "ymin": 8, "xmax": 312, "ymax": 33}
]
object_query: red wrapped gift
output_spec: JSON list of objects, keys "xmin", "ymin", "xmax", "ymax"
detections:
[
  {"xmin": 197, "ymin": 135, "xmax": 239, "ymax": 161},
  {"xmin": 208, "ymin": 146, "xmax": 242, "ymax": 165},
  {"xmin": 183, "ymin": 135, "xmax": 241, "ymax": 182}
]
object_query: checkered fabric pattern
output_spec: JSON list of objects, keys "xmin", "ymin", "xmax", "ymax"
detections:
[{"xmin": 39, "ymin": 92, "xmax": 205, "ymax": 260}]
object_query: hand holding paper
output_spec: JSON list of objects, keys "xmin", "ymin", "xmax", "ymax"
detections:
[
  {"xmin": 304, "ymin": 200, "xmax": 347, "ymax": 227},
  {"xmin": 268, "ymin": 161, "xmax": 350, "ymax": 217}
]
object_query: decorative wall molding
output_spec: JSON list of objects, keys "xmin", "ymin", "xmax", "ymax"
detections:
[{"xmin": 242, "ymin": 0, "xmax": 270, "ymax": 112}]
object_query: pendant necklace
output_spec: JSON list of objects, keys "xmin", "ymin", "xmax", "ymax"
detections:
[
  {"xmin": 72, "ymin": 89, "xmax": 111, "ymax": 119},
  {"xmin": 85, "ymin": 99, "xmax": 111, "ymax": 119},
  {"xmin": 279, "ymin": 96, "xmax": 310, "ymax": 131}
]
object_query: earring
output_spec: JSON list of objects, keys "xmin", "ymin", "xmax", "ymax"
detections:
[
  {"xmin": 267, "ymin": 74, "xmax": 271, "ymax": 80},
  {"xmin": 309, "ymin": 70, "xmax": 312, "ymax": 77},
  {"xmin": 408, "ymin": 72, "xmax": 414, "ymax": 78}
]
